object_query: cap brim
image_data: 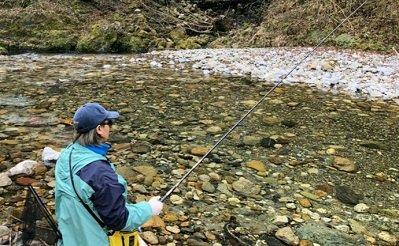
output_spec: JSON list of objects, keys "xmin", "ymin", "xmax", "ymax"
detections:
[{"xmin": 106, "ymin": 111, "xmax": 120, "ymax": 119}]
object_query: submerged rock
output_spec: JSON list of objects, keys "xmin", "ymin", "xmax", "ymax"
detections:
[
  {"xmin": 332, "ymin": 156, "xmax": 356, "ymax": 172},
  {"xmin": 296, "ymin": 223, "xmax": 361, "ymax": 246},
  {"xmin": 335, "ymin": 185, "xmax": 363, "ymax": 205},
  {"xmin": 232, "ymin": 177, "xmax": 261, "ymax": 197},
  {"xmin": 275, "ymin": 226, "xmax": 299, "ymax": 245}
]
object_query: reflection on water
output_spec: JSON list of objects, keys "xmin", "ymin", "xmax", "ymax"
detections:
[{"xmin": 0, "ymin": 54, "xmax": 398, "ymax": 242}]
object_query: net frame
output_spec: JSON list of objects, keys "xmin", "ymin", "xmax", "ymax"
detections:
[{"xmin": 21, "ymin": 185, "xmax": 61, "ymax": 246}]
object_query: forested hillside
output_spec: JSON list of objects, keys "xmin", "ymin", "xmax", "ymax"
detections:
[{"xmin": 0, "ymin": 0, "xmax": 397, "ymax": 54}]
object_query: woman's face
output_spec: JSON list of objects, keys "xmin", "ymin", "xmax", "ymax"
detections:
[{"xmin": 96, "ymin": 120, "xmax": 112, "ymax": 141}]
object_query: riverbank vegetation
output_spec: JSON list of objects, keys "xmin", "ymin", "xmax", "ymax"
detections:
[{"xmin": 0, "ymin": 0, "xmax": 397, "ymax": 54}]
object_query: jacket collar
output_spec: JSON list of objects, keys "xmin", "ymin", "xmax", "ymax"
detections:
[{"xmin": 85, "ymin": 143, "xmax": 111, "ymax": 156}]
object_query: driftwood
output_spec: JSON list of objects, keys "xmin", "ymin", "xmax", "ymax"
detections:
[
  {"xmin": 221, "ymin": 216, "xmax": 253, "ymax": 246},
  {"xmin": 139, "ymin": 0, "xmax": 214, "ymax": 34}
]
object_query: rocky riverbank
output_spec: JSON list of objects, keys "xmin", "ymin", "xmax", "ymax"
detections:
[
  {"xmin": 136, "ymin": 48, "xmax": 399, "ymax": 101},
  {"xmin": 0, "ymin": 0, "xmax": 398, "ymax": 54},
  {"xmin": 0, "ymin": 49, "xmax": 398, "ymax": 245}
]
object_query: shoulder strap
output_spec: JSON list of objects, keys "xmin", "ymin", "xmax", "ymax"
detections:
[{"xmin": 68, "ymin": 148, "xmax": 106, "ymax": 228}]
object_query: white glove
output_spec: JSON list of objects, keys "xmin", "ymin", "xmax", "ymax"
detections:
[{"xmin": 148, "ymin": 196, "xmax": 163, "ymax": 216}]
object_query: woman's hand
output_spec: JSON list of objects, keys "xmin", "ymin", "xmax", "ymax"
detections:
[{"xmin": 148, "ymin": 196, "xmax": 163, "ymax": 216}]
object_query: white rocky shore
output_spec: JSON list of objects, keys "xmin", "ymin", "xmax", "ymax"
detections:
[{"xmin": 133, "ymin": 48, "xmax": 399, "ymax": 102}]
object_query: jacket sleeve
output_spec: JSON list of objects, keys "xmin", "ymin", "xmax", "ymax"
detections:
[
  {"xmin": 122, "ymin": 202, "xmax": 153, "ymax": 232},
  {"xmin": 78, "ymin": 160, "xmax": 152, "ymax": 231}
]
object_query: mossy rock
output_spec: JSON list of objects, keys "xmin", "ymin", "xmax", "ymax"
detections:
[
  {"xmin": 176, "ymin": 35, "xmax": 210, "ymax": 49},
  {"xmin": 154, "ymin": 38, "xmax": 168, "ymax": 50},
  {"xmin": 125, "ymin": 13, "xmax": 155, "ymax": 35},
  {"xmin": 169, "ymin": 27, "xmax": 187, "ymax": 43},
  {"xmin": 41, "ymin": 30, "xmax": 78, "ymax": 52},
  {"xmin": 208, "ymin": 36, "xmax": 231, "ymax": 48},
  {"xmin": 195, "ymin": 34, "xmax": 210, "ymax": 45},
  {"xmin": 153, "ymin": 38, "xmax": 174, "ymax": 50},
  {"xmin": 77, "ymin": 21, "xmax": 130, "ymax": 53},
  {"xmin": 129, "ymin": 36, "xmax": 149, "ymax": 53},
  {"xmin": 129, "ymin": 25, "xmax": 157, "ymax": 53},
  {"xmin": 135, "ymin": 27, "xmax": 157, "ymax": 39},
  {"xmin": 0, "ymin": 46, "xmax": 8, "ymax": 55},
  {"xmin": 176, "ymin": 38, "xmax": 199, "ymax": 49}
]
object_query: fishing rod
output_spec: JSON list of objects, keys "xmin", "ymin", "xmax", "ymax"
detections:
[{"xmin": 160, "ymin": 0, "xmax": 368, "ymax": 202}]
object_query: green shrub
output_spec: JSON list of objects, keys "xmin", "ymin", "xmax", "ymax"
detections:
[
  {"xmin": 0, "ymin": 46, "xmax": 8, "ymax": 55},
  {"xmin": 334, "ymin": 34, "xmax": 359, "ymax": 48}
]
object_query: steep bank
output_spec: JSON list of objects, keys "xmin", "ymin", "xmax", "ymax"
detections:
[
  {"xmin": 0, "ymin": 0, "xmax": 398, "ymax": 54},
  {"xmin": 210, "ymin": 0, "xmax": 399, "ymax": 51}
]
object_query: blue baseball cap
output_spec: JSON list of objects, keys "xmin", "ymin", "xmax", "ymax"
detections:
[{"xmin": 73, "ymin": 102, "xmax": 119, "ymax": 133}]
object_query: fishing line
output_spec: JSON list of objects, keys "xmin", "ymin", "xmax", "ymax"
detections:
[{"xmin": 160, "ymin": 0, "xmax": 368, "ymax": 202}]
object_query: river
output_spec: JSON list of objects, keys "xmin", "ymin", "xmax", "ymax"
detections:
[{"xmin": 0, "ymin": 51, "xmax": 398, "ymax": 245}]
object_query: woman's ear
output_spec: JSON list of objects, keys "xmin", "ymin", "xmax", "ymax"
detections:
[{"xmin": 96, "ymin": 125, "xmax": 104, "ymax": 138}]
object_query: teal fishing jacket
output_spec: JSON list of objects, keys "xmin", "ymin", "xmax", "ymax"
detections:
[{"xmin": 55, "ymin": 142, "xmax": 153, "ymax": 246}]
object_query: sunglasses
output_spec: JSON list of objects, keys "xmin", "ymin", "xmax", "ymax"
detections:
[{"xmin": 101, "ymin": 120, "xmax": 113, "ymax": 126}]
